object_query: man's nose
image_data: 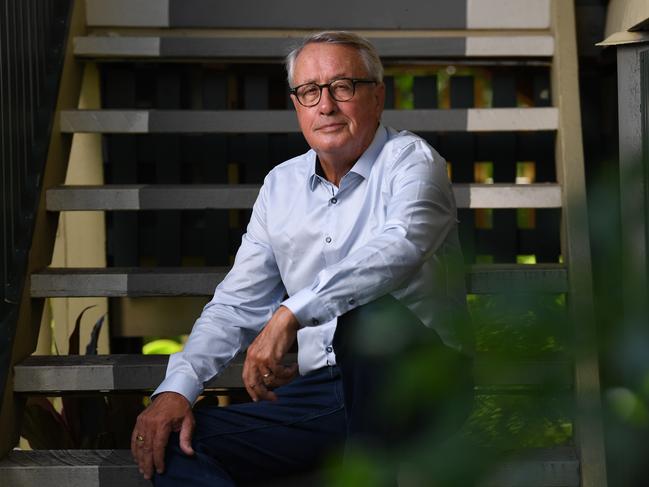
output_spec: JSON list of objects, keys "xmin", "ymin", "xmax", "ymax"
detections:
[{"xmin": 317, "ymin": 86, "xmax": 338, "ymax": 114}]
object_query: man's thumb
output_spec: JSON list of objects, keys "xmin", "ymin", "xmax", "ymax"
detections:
[{"xmin": 179, "ymin": 413, "xmax": 195, "ymax": 456}]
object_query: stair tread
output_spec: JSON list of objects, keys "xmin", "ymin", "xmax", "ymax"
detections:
[
  {"xmin": 46, "ymin": 183, "xmax": 563, "ymax": 211},
  {"xmin": 0, "ymin": 447, "xmax": 578, "ymax": 487},
  {"xmin": 85, "ymin": 0, "xmax": 551, "ymax": 30},
  {"xmin": 74, "ymin": 35, "xmax": 555, "ymax": 59},
  {"xmin": 30, "ymin": 264, "xmax": 569, "ymax": 297},
  {"xmin": 13, "ymin": 354, "xmax": 243, "ymax": 392},
  {"xmin": 13, "ymin": 353, "xmax": 572, "ymax": 393},
  {"xmin": 0, "ymin": 450, "xmax": 149, "ymax": 487},
  {"xmin": 60, "ymin": 108, "xmax": 560, "ymax": 134}
]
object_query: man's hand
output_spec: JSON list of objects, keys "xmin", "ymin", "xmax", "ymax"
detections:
[
  {"xmin": 131, "ymin": 392, "xmax": 194, "ymax": 480},
  {"xmin": 243, "ymin": 306, "xmax": 300, "ymax": 402}
]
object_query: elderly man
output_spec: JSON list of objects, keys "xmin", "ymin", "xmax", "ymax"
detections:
[{"xmin": 132, "ymin": 31, "xmax": 473, "ymax": 486}]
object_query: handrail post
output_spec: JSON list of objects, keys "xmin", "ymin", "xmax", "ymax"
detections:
[{"xmin": 551, "ymin": 0, "xmax": 607, "ymax": 485}]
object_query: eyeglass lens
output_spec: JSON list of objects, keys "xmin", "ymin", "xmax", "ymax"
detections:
[{"xmin": 297, "ymin": 79, "xmax": 355, "ymax": 106}]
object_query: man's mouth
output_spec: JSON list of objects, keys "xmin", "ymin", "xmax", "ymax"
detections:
[{"xmin": 315, "ymin": 122, "xmax": 346, "ymax": 132}]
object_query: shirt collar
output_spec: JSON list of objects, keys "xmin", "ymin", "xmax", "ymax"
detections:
[{"xmin": 308, "ymin": 124, "xmax": 388, "ymax": 191}]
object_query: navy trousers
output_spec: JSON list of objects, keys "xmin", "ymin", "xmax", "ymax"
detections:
[{"xmin": 154, "ymin": 296, "xmax": 473, "ymax": 486}]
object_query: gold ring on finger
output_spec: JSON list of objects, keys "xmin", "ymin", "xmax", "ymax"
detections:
[{"xmin": 136, "ymin": 434, "xmax": 145, "ymax": 442}]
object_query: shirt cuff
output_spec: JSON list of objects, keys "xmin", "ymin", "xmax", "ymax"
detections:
[
  {"xmin": 282, "ymin": 288, "xmax": 331, "ymax": 327},
  {"xmin": 152, "ymin": 372, "xmax": 204, "ymax": 405}
]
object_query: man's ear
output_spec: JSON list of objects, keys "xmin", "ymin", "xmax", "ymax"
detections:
[
  {"xmin": 289, "ymin": 94, "xmax": 299, "ymax": 111},
  {"xmin": 374, "ymin": 82, "xmax": 386, "ymax": 114}
]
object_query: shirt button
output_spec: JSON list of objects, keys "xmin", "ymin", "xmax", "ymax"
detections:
[
  {"xmin": 326, "ymin": 346, "xmax": 333, "ymax": 353},
  {"xmin": 330, "ymin": 197, "xmax": 338, "ymax": 205},
  {"xmin": 325, "ymin": 236, "xmax": 332, "ymax": 244},
  {"xmin": 348, "ymin": 298, "xmax": 356, "ymax": 305},
  {"xmin": 311, "ymin": 317, "xmax": 319, "ymax": 325}
]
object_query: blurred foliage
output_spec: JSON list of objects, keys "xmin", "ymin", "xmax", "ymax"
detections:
[
  {"xmin": 327, "ymin": 161, "xmax": 649, "ymax": 485},
  {"xmin": 467, "ymin": 293, "xmax": 573, "ymax": 449},
  {"xmin": 469, "ymin": 293, "xmax": 569, "ymax": 354},
  {"xmin": 590, "ymin": 161, "xmax": 649, "ymax": 486},
  {"xmin": 387, "ymin": 65, "xmax": 497, "ymax": 110},
  {"xmin": 327, "ymin": 283, "xmax": 576, "ymax": 484},
  {"xmin": 465, "ymin": 394, "xmax": 572, "ymax": 448}
]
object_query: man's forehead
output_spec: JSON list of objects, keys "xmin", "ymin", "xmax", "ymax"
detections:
[{"xmin": 293, "ymin": 43, "xmax": 366, "ymax": 78}]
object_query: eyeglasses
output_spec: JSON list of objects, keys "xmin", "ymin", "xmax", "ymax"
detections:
[{"xmin": 289, "ymin": 78, "xmax": 378, "ymax": 107}]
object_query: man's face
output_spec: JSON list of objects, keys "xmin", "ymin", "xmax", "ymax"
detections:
[{"xmin": 290, "ymin": 43, "xmax": 385, "ymax": 167}]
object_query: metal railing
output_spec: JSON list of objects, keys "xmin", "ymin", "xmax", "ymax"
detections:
[{"xmin": 0, "ymin": 0, "xmax": 71, "ymax": 405}]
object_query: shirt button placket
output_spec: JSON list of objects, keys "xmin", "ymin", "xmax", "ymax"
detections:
[
  {"xmin": 327, "ymin": 198, "xmax": 336, "ymax": 244},
  {"xmin": 323, "ymin": 189, "xmax": 337, "ymax": 264}
]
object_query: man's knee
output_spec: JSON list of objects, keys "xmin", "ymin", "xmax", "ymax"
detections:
[{"xmin": 155, "ymin": 430, "xmax": 235, "ymax": 487}]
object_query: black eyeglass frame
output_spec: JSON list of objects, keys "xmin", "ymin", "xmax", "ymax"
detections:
[{"xmin": 289, "ymin": 77, "xmax": 378, "ymax": 107}]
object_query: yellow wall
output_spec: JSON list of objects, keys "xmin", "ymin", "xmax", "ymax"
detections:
[{"xmin": 35, "ymin": 62, "xmax": 110, "ymax": 356}]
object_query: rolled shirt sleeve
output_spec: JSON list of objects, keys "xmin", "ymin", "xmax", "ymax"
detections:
[{"xmin": 153, "ymin": 182, "xmax": 286, "ymax": 404}]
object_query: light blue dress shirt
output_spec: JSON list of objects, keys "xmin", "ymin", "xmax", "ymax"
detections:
[{"xmin": 155, "ymin": 125, "xmax": 471, "ymax": 404}]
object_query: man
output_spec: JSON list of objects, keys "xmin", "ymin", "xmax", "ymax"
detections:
[{"xmin": 132, "ymin": 31, "xmax": 473, "ymax": 486}]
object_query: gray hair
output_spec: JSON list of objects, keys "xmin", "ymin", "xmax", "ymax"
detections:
[{"xmin": 285, "ymin": 31, "xmax": 384, "ymax": 87}]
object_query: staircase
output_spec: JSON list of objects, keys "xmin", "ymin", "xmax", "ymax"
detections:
[{"xmin": 0, "ymin": 0, "xmax": 607, "ymax": 485}]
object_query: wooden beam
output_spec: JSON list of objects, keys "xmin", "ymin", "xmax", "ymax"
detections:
[{"xmin": 550, "ymin": 0, "xmax": 607, "ymax": 485}]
